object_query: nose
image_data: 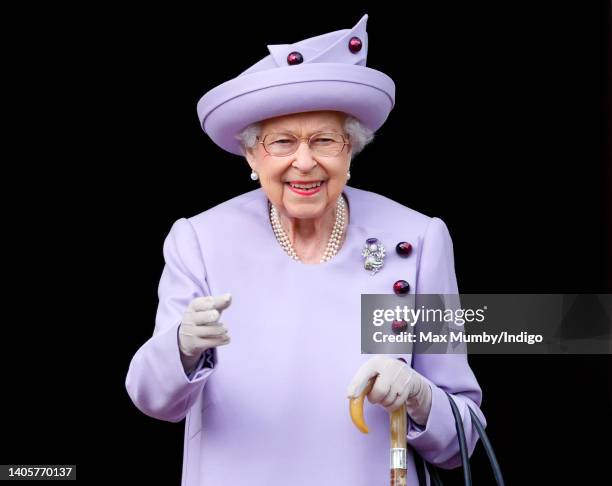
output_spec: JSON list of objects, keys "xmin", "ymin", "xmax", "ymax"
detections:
[{"xmin": 291, "ymin": 140, "xmax": 318, "ymax": 172}]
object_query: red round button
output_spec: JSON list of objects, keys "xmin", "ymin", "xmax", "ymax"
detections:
[
  {"xmin": 287, "ymin": 51, "xmax": 303, "ymax": 65},
  {"xmin": 396, "ymin": 242, "xmax": 413, "ymax": 257},
  {"xmin": 348, "ymin": 37, "xmax": 362, "ymax": 53},
  {"xmin": 393, "ymin": 280, "xmax": 410, "ymax": 295}
]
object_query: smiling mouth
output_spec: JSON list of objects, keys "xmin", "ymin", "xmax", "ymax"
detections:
[
  {"xmin": 286, "ymin": 181, "xmax": 324, "ymax": 189},
  {"xmin": 285, "ymin": 180, "xmax": 325, "ymax": 195}
]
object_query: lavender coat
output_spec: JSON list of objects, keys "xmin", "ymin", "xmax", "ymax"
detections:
[{"xmin": 125, "ymin": 185, "xmax": 486, "ymax": 486}]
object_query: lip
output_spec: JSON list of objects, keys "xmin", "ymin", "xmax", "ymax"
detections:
[
  {"xmin": 288, "ymin": 180, "xmax": 323, "ymax": 184},
  {"xmin": 286, "ymin": 180, "xmax": 324, "ymax": 196}
]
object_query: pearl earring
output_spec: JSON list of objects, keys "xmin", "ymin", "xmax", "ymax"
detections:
[
  {"xmin": 347, "ymin": 170, "xmax": 351, "ymax": 180},
  {"xmin": 250, "ymin": 170, "xmax": 259, "ymax": 181}
]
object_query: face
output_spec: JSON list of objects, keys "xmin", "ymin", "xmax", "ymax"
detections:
[{"xmin": 245, "ymin": 110, "xmax": 352, "ymax": 220}]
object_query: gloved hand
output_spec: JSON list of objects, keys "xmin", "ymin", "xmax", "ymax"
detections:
[
  {"xmin": 346, "ymin": 356, "xmax": 433, "ymax": 426},
  {"xmin": 178, "ymin": 293, "xmax": 232, "ymax": 374}
]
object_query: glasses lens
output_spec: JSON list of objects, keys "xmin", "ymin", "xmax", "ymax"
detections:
[
  {"xmin": 263, "ymin": 133, "xmax": 298, "ymax": 156},
  {"xmin": 263, "ymin": 132, "xmax": 346, "ymax": 156},
  {"xmin": 309, "ymin": 132, "xmax": 345, "ymax": 156}
]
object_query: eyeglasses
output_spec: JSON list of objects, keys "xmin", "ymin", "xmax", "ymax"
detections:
[{"xmin": 257, "ymin": 131, "xmax": 349, "ymax": 157}]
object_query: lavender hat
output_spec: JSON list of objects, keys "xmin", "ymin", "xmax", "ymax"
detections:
[{"xmin": 196, "ymin": 14, "xmax": 396, "ymax": 156}]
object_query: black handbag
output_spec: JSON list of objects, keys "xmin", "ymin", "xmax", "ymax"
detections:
[{"xmin": 413, "ymin": 391, "xmax": 505, "ymax": 486}]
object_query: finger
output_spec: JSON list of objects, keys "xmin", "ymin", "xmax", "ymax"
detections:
[
  {"xmin": 367, "ymin": 369, "xmax": 395, "ymax": 404},
  {"xmin": 189, "ymin": 294, "xmax": 231, "ymax": 312},
  {"xmin": 181, "ymin": 321, "xmax": 226, "ymax": 336},
  {"xmin": 384, "ymin": 369, "xmax": 418, "ymax": 410},
  {"xmin": 380, "ymin": 390, "xmax": 400, "ymax": 408},
  {"xmin": 198, "ymin": 335, "xmax": 231, "ymax": 348},
  {"xmin": 180, "ymin": 330, "xmax": 230, "ymax": 344},
  {"xmin": 179, "ymin": 325, "xmax": 223, "ymax": 338},
  {"xmin": 188, "ymin": 296, "xmax": 217, "ymax": 312},
  {"xmin": 369, "ymin": 360, "xmax": 406, "ymax": 403},
  {"xmin": 190, "ymin": 323, "xmax": 228, "ymax": 339},
  {"xmin": 386, "ymin": 392, "xmax": 409, "ymax": 412},
  {"xmin": 382, "ymin": 369, "xmax": 412, "ymax": 407},
  {"xmin": 382, "ymin": 366, "xmax": 411, "ymax": 405},
  {"xmin": 368, "ymin": 376, "xmax": 393, "ymax": 404},
  {"xmin": 186, "ymin": 309, "xmax": 221, "ymax": 325},
  {"xmin": 381, "ymin": 382, "xmax": 404, "ymax": 407},
  {"xmin": 214, "ymin": 293, "xmax": 232, "ymax": 311},
  {"xmin": 346, "ymin": 365, "xmax": 380, "ymax": 398},
  {"xmin": 393, "ymin": 387, "xmax": 413, "ymax": 409}
]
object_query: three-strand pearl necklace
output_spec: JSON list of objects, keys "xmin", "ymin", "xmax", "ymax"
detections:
[{"xmin": 269, "ymin": 195, "xmax": 347, "ymax": 263}]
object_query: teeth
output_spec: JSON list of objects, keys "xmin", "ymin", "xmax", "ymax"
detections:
[{"xmin": 290, "ymin": 181, "xmax": 322, "ymax": 189}]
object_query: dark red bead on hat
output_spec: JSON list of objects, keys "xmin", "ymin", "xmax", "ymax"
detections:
[
  {"xmin": 348, "ymin": 36, "xmax": 362, "ymax": 53},
  {"xmin": 392, "ymin": 319, "xmax": 408, "ymax": 333},
  {"xmin": 396, "ymin": 242, "xmax": 413, "ymax": 257},
  {"xmin": 393, "ymin": 280, "xmax": 410, "ymax": 295},
  {"xmin": 287, "ymin": 51, "xmax": 303, "ymax": 65}
]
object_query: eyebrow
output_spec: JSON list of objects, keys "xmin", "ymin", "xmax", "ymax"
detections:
[{"xmin": 267, "ymin": 126, "xmax": 341, "ymax": 135}]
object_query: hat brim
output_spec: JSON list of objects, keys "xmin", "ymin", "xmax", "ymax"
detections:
[{"xmin": 197, "ymin": 63, "xmax": 395, "ymax": 156}]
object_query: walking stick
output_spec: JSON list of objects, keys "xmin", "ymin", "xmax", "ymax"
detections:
[{"xmin": 349, "ymin": 372, "xmax": 408, "ymax": 486}]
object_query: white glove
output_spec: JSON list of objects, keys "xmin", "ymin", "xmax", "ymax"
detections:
[
  {"xmin": 346, "ymin": 356, "xmax": 433, "ymax": 426},
  {"xmin": 178, "ymin": 293, "xmax": 232, "ymax": 374}
]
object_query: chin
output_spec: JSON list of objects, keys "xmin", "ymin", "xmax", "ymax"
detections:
[{"xmin": 284, "ymin": 205, "xmax": 325, "ymax": 220}]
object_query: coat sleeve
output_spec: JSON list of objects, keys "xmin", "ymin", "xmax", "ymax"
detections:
[
  {"xmin": 408, "ymin": 216, "xmax": 487, "ymax": 469},
  {"xmin": 125, "ymin": 217, "xmax": 216, "ymax": 423}
]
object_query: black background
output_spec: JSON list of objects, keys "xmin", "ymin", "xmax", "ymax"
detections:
[{"xmin": 2, "ymin": 2, "xmax": 610, "ymax": 484}]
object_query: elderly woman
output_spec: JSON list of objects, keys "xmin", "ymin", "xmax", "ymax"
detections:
[{"xmin": 125, "ymin": 14, "xmax": 486, "ymax": 486}]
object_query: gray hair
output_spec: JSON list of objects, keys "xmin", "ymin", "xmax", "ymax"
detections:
[{"xmin": 235, "ymin": 114, "xmax": 375, "ymax": 160}]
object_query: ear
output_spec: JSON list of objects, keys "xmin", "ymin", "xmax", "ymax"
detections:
[
  {"xmin": 244, "ymin": 146, "xmax": 258, "ymax": 172},
  {"xmin": 346, "ymin": 142, "xmax": 353, "ymax": 164}
]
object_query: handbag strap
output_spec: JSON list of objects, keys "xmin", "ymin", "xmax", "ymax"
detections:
[
  {"xmin": 445, "ymin": 392, "xmax": 472, "ymax": 486},
  {"xmin": 412, "ymin": 392, "xmax": 505, "ymax": 486},
  {"xmin": 414, "ymin": 446, "xmax": 427, "ymax": 485},
  {"xmin": 467, "ymin": 406, "xmax": 505, "ymax": 486}
]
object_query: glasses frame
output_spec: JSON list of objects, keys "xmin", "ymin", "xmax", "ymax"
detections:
[{"xmin": 257, "ymin": 131, "xmax": 350, "ymax": 157}]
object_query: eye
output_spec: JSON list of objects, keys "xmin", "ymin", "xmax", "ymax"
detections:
[
  {"xmin": 266, "ymin": 134, "xmax": 297, "ymax": 146},
  {"xmin": 311, "ymin": 137, "xmax": 336, "ymax": 145}
]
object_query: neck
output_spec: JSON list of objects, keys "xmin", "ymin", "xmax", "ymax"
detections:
[
  {"xmin": 282, "ymin": 206, "xmax": 335, "ymax": 242},
  {"xmin": 275, "ymin": 195, "xmax": 347, "ymax": 263}
]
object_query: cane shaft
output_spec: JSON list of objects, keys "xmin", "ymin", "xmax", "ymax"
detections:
[
  {"xmin": 390, "ymin": 468, "xmax": 407, "ymax": 486},
  {"xmin": 390, "ymin": 403, "xmax": 407, "ymax": 486}
]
